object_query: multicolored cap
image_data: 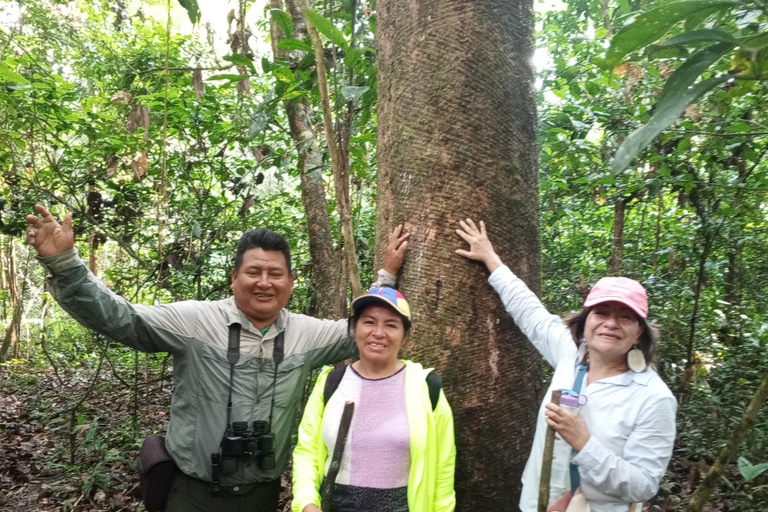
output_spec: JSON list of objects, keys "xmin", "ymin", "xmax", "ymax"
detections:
[
  {"xmin": 351, "ymin": 287, "xmax": 412, "ymax": 324},
  {"xmin": 584, "ymin": 276, "xmax": 648, "ymax": 319}
]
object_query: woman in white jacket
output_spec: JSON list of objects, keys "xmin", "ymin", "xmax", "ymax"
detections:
[{"xmin": 456, "ymin": 219, "xmax": 676, "ymax": 512}]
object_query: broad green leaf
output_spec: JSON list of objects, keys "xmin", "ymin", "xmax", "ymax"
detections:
[
  {"xmin": 281, "ymin": 90, "xmax": 306, "ymax": 100},
  {"xmin": 656, "ymin": 42, "xmax": 735, "ymax": 107},
  {"xmin": 683, "ymin": 5, "xmax": 723, "ymax": 31},
  {"xmin": 727, "ymin": 121, "xmax": 751, "ymax": 133},
  {"xmin": 341, "ymin": 85, "xmax": 370, "ymax": 102},
  {"xmin": 740, "ymin": 31, "xmax": 768, "ymax": 52},
  {"xmin": 177, "ymin": 0, "xmax": 201, "ymax": 24},
  {"xmin": 613, "ymin": 73, "xmax": 729, "ymax": 173},
  {"xmin": 617, "ymin": 0, "xmax": 631, "ymax": 13},
  {"xmin": 606, "ymin": 1, "xmax": 734, "ymax": 67},
  {"xmin": 277, "ymin": 38, "xmax": 313, "ymax": 52},
  {"xmin": 261, "ymin": 57, "xmax": 272, "ymax": 73},
  {"xmin": 272, "ymin": 67, "xmax": 296, "ymax": 83},
  {"xmin": 738, "ymin": 457, "xmax": 768, "ymax": 482},
  {"xmin": 653, "ymin": 29, "xmax": 737, "ymax": 49},
  {"xmin": 0, "ymin": 63, "xmax": 29, "ymax": 84},
  {"xmin": 344, "ymin": 47, "xmax": 362, "ymax": 68},
  {"xmin": 271, "ymin": 9, "xmax": 294, "ymax": 38},
  {"xmin": 207, "ymin": 74, "xmax": 248, "ymax": 82},
  {"xmin": 305, "ymin": 10, "xmax": 348, "ymax": 50},
  {"xmin": 223, "ymin": 54, "xmax": 256, "ymax": 74}
]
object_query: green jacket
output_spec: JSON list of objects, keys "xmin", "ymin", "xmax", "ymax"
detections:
[
  {"xmin": 292, "ymin": 361, "xmax": 457, "ymax": 512},
  {"xmin": 39, "ymin": 249, "xmax": 394, "ymax": 486}
]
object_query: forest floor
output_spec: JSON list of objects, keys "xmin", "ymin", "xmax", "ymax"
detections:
[{"xmin": 0, "ymin": 363, "xmax": 726, "ymax": 512}]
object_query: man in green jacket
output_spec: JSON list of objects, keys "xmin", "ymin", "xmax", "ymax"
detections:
[{"xmin": 25, "ymin": 205, "xmax": 409, "ymax": 512}]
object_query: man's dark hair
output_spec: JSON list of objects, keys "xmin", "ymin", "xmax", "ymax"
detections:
[{"xmin": 235, "ymin": 229, "xmax": 292, "ymax": 274}]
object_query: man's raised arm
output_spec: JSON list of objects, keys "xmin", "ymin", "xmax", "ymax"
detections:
[{"xmin": 26, "ymin": 205, "xmax": 192, "ymax": 354}]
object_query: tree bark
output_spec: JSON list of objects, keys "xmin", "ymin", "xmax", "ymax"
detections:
[
  {"xmin": 376, "ymin": 1, "xmax": 542, "ymax": 508},
  {"xmin": 0, "ymin": 238, "xmax": 22, "ymax": 362},
  {"xmin": 685, "ymin": 372, "xmax": 768, "ymax": 512},
  {"xmin": 271, "ymin": 0, "xmax": 345, "ymax": 318},
  {"xmin": 608, "ymin": 198, "xmax": 626, "ymax": 276},
  {"xmin": 297, "ymin": 0, "xmax": 363, "ymax": 299}
]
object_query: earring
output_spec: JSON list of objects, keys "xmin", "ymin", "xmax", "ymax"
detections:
[
  {"xmin": 578, "ymin": 340, "xmax": 589, "ymax": 366},
  {"xmin": 627, "ymin": 344, "xmax": 646, "ymax": 372}
]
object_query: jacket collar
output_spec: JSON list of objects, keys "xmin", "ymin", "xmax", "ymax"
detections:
[{"xmin": 223, "ymin": 296, "xmax": 288, "ymax": 338}]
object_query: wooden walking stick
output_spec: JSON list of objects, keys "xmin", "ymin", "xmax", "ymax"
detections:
[{"xmin": 539, "ymin": 390, "xmax": 562, "ymax": 512}]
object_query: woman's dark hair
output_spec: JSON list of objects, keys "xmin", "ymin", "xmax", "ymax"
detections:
[
  {"xmin": 235, "ymin": 229, "xmax": 292, "ymax": 274},
  {"xmin": 564, "ymin": 306, "xmax": 659, "ymax": 367},
  {"xmin": 348, "ymin": 301, "xmax": 412, "ymax": 338}
]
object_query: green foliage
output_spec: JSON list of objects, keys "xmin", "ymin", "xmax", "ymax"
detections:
[
  {"xmin": 608, "ymin": 0, "xmax": 768, "ymax": 172},
  {"xmin": 305, "ymin": 10, "xmax": 349, "ymax": 50},
  {"xmin": 271, "ymin": 9, "xmax": 294, "ymax": 38},
  {"xmin": 177, "ymin": 0, "xmax": 201, "ymax": 25},
  {"xmin": 740, "ymin": 457, "xmax": 768, "ymax": 482},
  {"xmin": 606, "ymin": 1, "xmax": 733, "ymax": 67}
]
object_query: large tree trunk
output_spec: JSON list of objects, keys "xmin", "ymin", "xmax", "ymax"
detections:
[
  {"xmin": 376, "ymin": 1, "xmax": 543, "ymax": 508},
  {"xmin": 271, "ymin": 0, "xmax": 344, "ymax": 318}
]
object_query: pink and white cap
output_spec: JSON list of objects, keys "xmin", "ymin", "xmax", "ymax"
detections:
[{"xmin": 583, "ymin": 277, "xmax": 648, "ymax": 319}]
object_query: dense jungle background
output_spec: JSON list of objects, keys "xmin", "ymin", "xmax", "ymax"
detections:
[{"xmin": 1, "ymin": 0, "xmax": 768, "ymax": 510}]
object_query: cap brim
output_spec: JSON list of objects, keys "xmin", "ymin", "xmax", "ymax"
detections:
[
  {"xmin": 351, "ymin": 295, "xmax": 410, "ymax": 322},
  {"xmin": 583, "ymin": 295, "xmax": 647, "ymax": 319}
]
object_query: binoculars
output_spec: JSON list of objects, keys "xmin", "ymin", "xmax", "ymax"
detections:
[{"xmin": 211, "ymin": 420, "xmax": 276, "ymax": 494}]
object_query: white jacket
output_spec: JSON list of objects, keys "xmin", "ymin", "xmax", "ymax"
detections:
[{"xmin": 488, "ymin": 266, "xmax": 677, "ymax": 512}]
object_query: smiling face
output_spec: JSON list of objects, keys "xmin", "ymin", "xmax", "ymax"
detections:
[
  {"xmin": 354, "ymin": 305, "xmax": 406, "ymax": 366},
  {"xmin": 584, "ymin": 301, "xmax": 644, "ymax": 362},
  {"xmin": 230, "ymin": 248, "xmax": 295, "ymax": 329}
]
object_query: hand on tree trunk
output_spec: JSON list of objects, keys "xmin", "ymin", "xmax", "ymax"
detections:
[
  {"xmin": 455, "ymin": 218, "xmax": 503, "ymax": 273},
  {"xmin": 25, "ymin": 205, "xmax": 75, "ymax": 257},
  {"xmin": 302, "ymin": 505, "xmax": 322, "ymax": 512},
  {"xmin": 383, "ymin": 224, "xmax": 411, "ymax": 275}
]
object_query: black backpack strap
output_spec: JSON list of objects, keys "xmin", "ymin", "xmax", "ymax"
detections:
[
  {"xmin": 324, "ymin": 365, "xmax": 348, "ymax": 406},
  {"xmin": 426, "ymin": 372, "xmax": 442, "ymax": 411},
  {"xmin": 227, "ymin": 323, "xmax": 241, "ymax": 365}
]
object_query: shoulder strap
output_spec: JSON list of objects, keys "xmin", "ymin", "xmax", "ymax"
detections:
[
  {"xmin": 227, "ymin": 323, "xmax": 241, "ymax": 365},
  {"xmin": 324, "ymin": 365, "xmax": 348, "ymax": 406},
  {"xmin": 426, "ymin": 372, "xmax": 442, "ymax": 411},
  {"xmin": 323, "ymin": 366, "xmax": 443, "ymax": 411},
  {"xmin": 573, "ymin": 364, "xmax": 588, "ymax": 394},
  {"xmin": 272, "ymin": 330, "xmax": 285, "ymax": 365}
]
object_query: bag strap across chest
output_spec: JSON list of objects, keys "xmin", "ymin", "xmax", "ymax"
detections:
[{"xmin": 323, "ymin": 365, "xmax": 442, "ymax": 410}]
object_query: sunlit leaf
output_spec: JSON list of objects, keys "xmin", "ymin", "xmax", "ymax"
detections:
[
  {"xmin": 177, "ymin": 0, "xmax": 201, "ymax": 24},
  {"xmin": 305, "ymin": 10, "xmax": 348, "ymax": 50},
  {"xmin": 271, "ymin": 9, "xmax": 294, "ymax": 38},
  {"xmin": 606, "ymin": 1, "xmax": 733, "ymax": 67}
]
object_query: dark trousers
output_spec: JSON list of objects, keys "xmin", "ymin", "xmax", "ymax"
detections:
[{"xmin": 164, "ymin": 472, "xmax": 280, "ymax": 512}]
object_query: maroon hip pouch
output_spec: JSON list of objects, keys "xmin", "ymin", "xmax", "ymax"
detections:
[{"xmin": 138, "ymin": 435, "xmax": 179, "ymax": 511}]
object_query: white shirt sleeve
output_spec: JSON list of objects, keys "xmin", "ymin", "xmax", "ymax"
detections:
[
  {"xmin": 571, "ymin": 393, "xmax": 678, "ymax": 502},
  {"xmin": 487, "ymin": 265, "xmax": 575, "ymax": 368}
]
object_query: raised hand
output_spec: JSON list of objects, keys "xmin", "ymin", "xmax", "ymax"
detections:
[
  {"xmin": 383, "ymin": 224, "xmax": 411, "ymax": 275},
  {"xmin": 455, "ymin": 218, "xmax": 503, "ymax": 273},
  {"xmin": 25, "ymin": 205, "xmax": 75, "ymax": 257}
]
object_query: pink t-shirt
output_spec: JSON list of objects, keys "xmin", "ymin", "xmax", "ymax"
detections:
[{"xmin": 322, "ymin": 365, "xmax": 411, "ymax": 489}]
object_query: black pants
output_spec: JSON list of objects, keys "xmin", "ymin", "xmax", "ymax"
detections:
[{"xmin": 164, "ymin": 472, "xmax": 280, "ymax": 512}]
